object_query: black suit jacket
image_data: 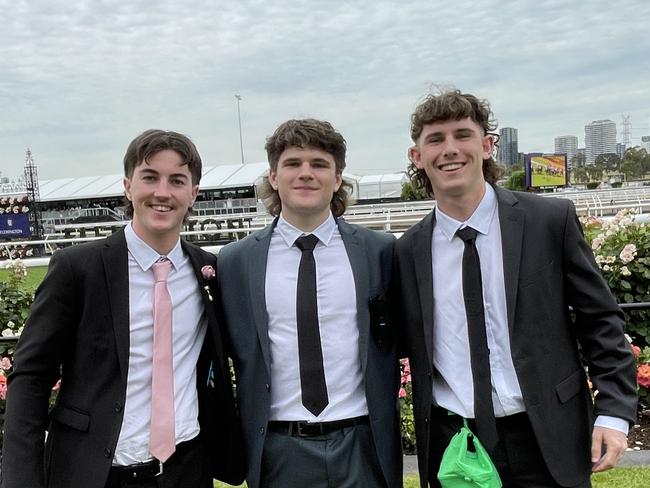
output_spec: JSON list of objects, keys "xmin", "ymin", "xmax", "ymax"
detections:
[
  {"xmin": 0, "ymin": 230, "xmax": 244, "ymax": 488},
  {"xmin": 394, "ymin": 187, "xmax": 637, "ymax": 487}
]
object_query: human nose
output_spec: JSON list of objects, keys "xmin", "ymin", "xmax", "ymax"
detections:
[
  {"xmin": 153, "ymin": 180, "xmax": 171, "ymax": 197},
  {"xmin": 297, "ymin": 162, "xmax": 314, "ymax": 179},
  {"xmin": 441, "ymin": 137, "xmax": 459, "ymax": 158}
]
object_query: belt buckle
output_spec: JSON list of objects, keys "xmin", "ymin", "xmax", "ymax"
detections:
[
  {"xmin": 295, "ymin": 421, "xmax": 319, "ymax": 437},
  {"xmin": 155, "ymin": 459, "xmax": 164, "ymax": 477}
]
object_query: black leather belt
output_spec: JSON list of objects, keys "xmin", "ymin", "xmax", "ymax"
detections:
[
  {"xmin": 268, "ymin": 415, "xmax": 369, "ymax": 437},
  {"xmin": 106, "ymin": 437, "xmax": 198, "ymax": 486}
]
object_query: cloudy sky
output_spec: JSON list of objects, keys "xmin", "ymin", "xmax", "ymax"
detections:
[{"xmin": 1, "ymin": 0, "xmax": 649, "ymax": 181}]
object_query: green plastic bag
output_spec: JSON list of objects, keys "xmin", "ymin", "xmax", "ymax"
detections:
[{"xmin": 437, "ymin": 423, "xmax": 502, "ymax": 488}]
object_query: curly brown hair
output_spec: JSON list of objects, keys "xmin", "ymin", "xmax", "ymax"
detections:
[
  {"xmin": 122, "ymin": 129, "xmax": 202, "ymax": 218},
  {"xmin": 259, "ymin": 119, "xmax": 353, "ymax": 217},
  {"xmin": 408, "ymin": 89, "xmax": 505, "ymax": 197}
]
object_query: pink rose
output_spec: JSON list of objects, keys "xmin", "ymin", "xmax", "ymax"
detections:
[
  {"xmin": 201, "ymin": 265, "xmax": 216, "ymax": 280},
  {"xmin": 399, "ymin": 387, "xmax": 407, "ymax": 398},
  {"xmin": 0, "ymin": 357, "xmax": 12, "ymax": 370}
]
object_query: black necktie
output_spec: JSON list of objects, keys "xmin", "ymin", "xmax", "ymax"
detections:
[
  {"xmin": 456, "ymin": 226, "xmax": 499, "ymax": 452},
  {"xmin": 295, "ymin": 234, "xmax": 329, "ymax": 416}
]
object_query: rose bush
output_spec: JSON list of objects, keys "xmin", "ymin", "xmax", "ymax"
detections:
[{"xmin": 581, "ymin": 208, "xmax": 650, "ymax": 407}]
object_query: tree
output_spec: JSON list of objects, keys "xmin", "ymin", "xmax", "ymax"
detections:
[
  {"xmin": 570, "ymin": 153, "xmax": 586, "ymax": 168},
  {"xmin": 620, "ymin": 159, "xmax": 643, "ymax": 180},
  {"xmin": 400, "ymin": 181, "xmax": 428, "ymax": 200},
  {"xmin": 504, "ymin": 170, "xmax": 526, "ymax": 191},
  {"xmin": 622, "ymin": 146, "xmax": 650, "ymax": 176},
  {"xmin": 594, "ymin": 153, "xmax": 621, "ymax": 172},
  {"xmin": 586, "ymin": 165, "xmax": 603, "ymax": 182},
  {"xmin": 571, "ymin": 167, "xmax": 588, "ymax": 184}
]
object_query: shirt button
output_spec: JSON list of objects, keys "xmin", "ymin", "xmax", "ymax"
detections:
[
  {"xmin": 104, "ymin": 448, "xmax": 112, "ymax": 458},
  {"xmin": 265, "ymin": 384, "xmax": 270, "ymax": 392}
]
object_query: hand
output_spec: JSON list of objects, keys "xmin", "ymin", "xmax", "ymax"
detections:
[{"xmin": 591, "ymin": 426, "xmax": 627, "ymax": 472}]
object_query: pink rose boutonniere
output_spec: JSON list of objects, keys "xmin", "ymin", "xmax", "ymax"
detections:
[
  {"xmin": 201, "ymin": 265, "xmax": 216, "ymax": 280},
  {"xmin": 201, "ymin": 265, "xmax": 215, "ymax": 301}
]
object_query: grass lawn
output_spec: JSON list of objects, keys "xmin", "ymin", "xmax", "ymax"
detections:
[
  {"xmin": 0, "ymin": 265, "xmax": 48, "ymax": 290},
  {"xmin": 531, "ymin": 173, "xmax": 565, "ymax": 187},
  {"xmin": 214, "ymin": 468, "xmax": 650, "ymax": 487}
]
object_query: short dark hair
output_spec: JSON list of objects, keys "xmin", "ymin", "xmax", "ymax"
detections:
[
  {"xmin": 408, "ymin": 89, "xmax": 505, "ymax": 197},
  {"xmin": 122, "ymin": 129, "xmax": 202, "ymax": 218},
  {"xmin": 258, "ymin": 119, "xmax": 353, "ymax": 217}
]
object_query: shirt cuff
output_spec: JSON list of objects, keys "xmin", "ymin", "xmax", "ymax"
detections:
[{"xmin": 594, "ymin": 415, "xmax": 629, "ymax": 436}]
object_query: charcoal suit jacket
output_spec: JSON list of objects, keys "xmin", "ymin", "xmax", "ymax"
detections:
[{"xmin": 218, "ymin": 217, "xmax": 403, "ymax": 488}]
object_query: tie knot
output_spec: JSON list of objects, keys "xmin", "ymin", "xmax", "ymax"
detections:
[
  {"xmin": 152, "ymin": 258, "xmax": 172, "ymax": 282},
  {"xmin": 295, "ymin": 234, "xmax": 319, "ymax": 252},
  {"xmin": 456, "ymin": 226, "xmax": 478, "ymax": 243}
]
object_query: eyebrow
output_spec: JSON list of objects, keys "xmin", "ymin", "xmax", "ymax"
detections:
[
  {"xmin": 281, "ymin": 157, "xmax": 332, "ymax": 165},
  {"xmin": 138, "ymin": 167, "xmax": 190, "ymax": 180}
]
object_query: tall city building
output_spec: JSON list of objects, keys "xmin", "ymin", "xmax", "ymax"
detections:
[
  {"xmin": 585, "ymin": 119, "xmax": 617, "ymax": 164},
  {"xmin": 554, "ymin": 135, "xmax": 578, "ymax": 167},
  {"xmin": 498, "ymin": 127, "xmax": 518, "ymax": 166},
  {"xmin": 616, "ymin": 143, "xmax": 626, "ymax": 159}
]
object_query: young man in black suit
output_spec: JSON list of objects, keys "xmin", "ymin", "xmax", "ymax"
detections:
[
  {"xmin": 1, "ymin": 130, "xmax": 244, "ymax": 488},
  {"xmin": 393, "ymin": 89, "xmax": 637, "ymax": 487}
]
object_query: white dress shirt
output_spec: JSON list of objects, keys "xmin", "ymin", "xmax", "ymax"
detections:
[
  {"xmin": 431, "ymin": 183, "xmax": 524, "ymax": 419},
  {"xmin": 114, "ymin": 223, "xmax": 207, "ymax": 465},
  {"xmin": 265, "ymin": 213, "xmax": 368, "ymax": 421},
  {"xmin": 430, "ymin": 183, "xmax": 627, "ymax": 434}
]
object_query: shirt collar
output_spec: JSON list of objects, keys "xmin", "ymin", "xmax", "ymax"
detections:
[
  {"xmin": 124, "ymin": 222, "xmax": 183, "ymax": 271},
  {"xmin": 434, "ymin": 182, "xmax": 497, "ymax": 242},
  {"xmin": 276, "ymin": 212, "xmax": 337, "ymax": 248}
]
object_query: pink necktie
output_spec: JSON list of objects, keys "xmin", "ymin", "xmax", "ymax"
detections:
[{"xmin": 150, "ymin": 258, "xmax": 175, "ymax": 462}]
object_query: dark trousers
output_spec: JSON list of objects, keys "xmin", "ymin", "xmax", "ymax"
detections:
[
  {"xmin": 260, "ymin": 421, "xmax": 387, "ymax": 488},
  {"xmin": 104, "ymin": 438, "xmax": 212, "ymax": 488},
  {"xmin": 428, "ymin": 406, "xmax": 591, "ymax": 488}
]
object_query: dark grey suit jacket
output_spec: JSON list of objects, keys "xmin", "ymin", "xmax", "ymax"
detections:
[
  {"xmin": 393, "ymin": 187, "xmax": 637, "ymax": 488},
  {"xmin": 218, "ymin": 217, "xmax": 403, "ymax": 488},
  {"xmin": 0, "ymin": 230, "xmax": 245, "ymax": 488}
]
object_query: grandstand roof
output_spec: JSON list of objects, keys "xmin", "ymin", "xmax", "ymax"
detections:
[
  {"xmin": 5, "ymin": 164, "xmax": 407, "ymax": 202},
  {"xmin": 35, "ymin": 162, "xmax": 270, "ymax": 202}
]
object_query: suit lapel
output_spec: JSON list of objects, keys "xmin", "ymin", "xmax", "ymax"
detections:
[
  {"xmin": 101, "ymin": 230, "xmax": 130, "ymax": 382},
  {"xmin": 412, "ymin": 211, "xmax": 435, "ymax": 370},
  {"xmin": 181, "ymin": 240, "xmax": 218, "ymax": 330},
  {"xmin": 495, "ymin": 187, "xmax": 524, "ymax": 336},
  {"xmin": 338, "ymin": 219, "xmax": 370, "ymax": 374},
  {"xmin": 249, "ymin": 223, "xmax": 275, "ymax": 374}
]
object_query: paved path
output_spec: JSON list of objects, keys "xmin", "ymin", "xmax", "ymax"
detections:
[{"xmin": 403, "ymin": 451, "xmax": 650, "ymax": 474}]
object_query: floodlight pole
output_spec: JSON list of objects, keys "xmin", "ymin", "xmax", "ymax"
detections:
[{"xmin": 235, "ymin": 94, "xmax": 244, "ymax": 165}]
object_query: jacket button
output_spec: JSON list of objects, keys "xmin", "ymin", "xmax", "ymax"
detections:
[
  {"xmin": 259, "ymin": 427, "xmax": 265, "ymax": 435},
  {"xmin": 424, "ymin": 417, "xmax": 429, "ymax": 425},
  {"xmin": 114, "ymin": 402, "xmax": 122, "ymax": 412},
  {"xmin": 104, "ymin": 448, "xmax": 112, "ymax": 458},
  {"xmin": 265, "ymin": 384, "xmax": 270, "ymax": 392},
  {"xmin": 427, "ymin": 371, "xmax": 431, "ymax": 378}
]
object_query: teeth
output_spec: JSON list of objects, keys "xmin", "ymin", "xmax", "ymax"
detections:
[
  {"xmin": 440, "ymin": 163, "xmax": 464, "ymax": 171},
  {"xmin": 151, "ymin": 205, "xmax": 171, "ymax": 212}
]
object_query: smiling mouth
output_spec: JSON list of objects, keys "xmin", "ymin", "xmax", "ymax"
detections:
[
  {"xmin": 438, "ymin": 162, "xmax": 465, "ymax": 172},
  {"xmin": 150, "ymin": 204, "xmax": 173, "ymax": 212}
]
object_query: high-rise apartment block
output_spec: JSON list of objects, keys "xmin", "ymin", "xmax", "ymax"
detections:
[
  {"xmin": 554, "ymin": 135, "xmax": 578, "ymax": 167},
  {"xmin": 585, "ymin": 119, "xmax": 617, "ymax": 165},
  {"xmin": 498, "ymin": 127, "xmax": 518, "ymax": 166}
]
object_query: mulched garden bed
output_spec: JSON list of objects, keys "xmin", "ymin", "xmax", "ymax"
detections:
[{"xmin": 628, "ymin": 409, "xmax": 650, "ymax": 450}]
